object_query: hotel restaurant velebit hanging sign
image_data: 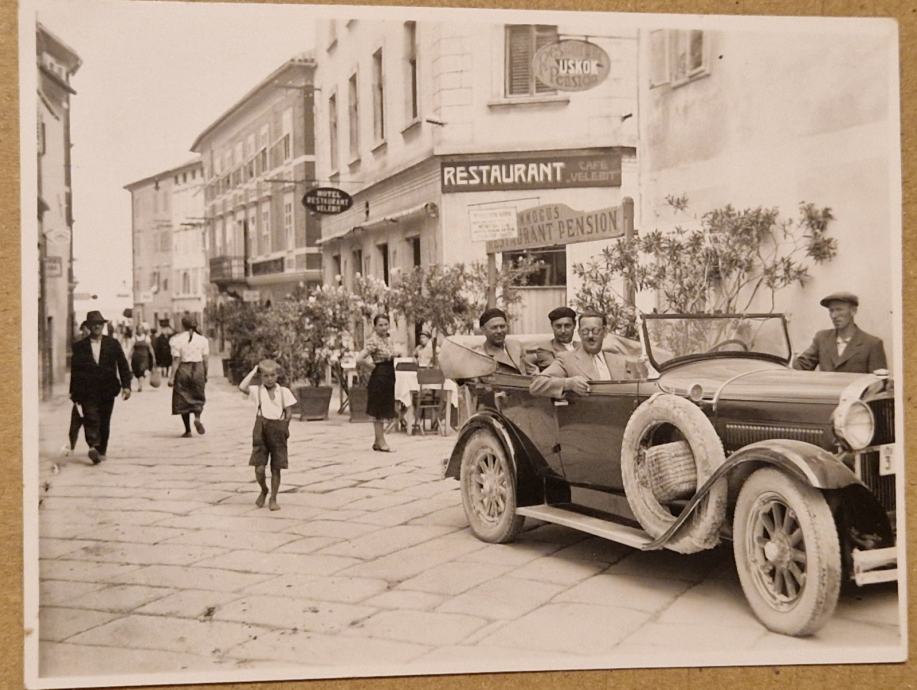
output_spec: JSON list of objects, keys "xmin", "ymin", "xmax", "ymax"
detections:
[{"xmin": 532, "ymin": 39, "xmax": 611, "ymax": 92}]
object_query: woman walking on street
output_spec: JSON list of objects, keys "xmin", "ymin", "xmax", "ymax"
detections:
[
  {"xmin": 170, "ymin": 316, "xmax": 209, "ymax": 437},
  {"xmin": 129, "ymin": 324, "xmax": 156, "ymax": 392},
  {"xmin": 154, "ymin": 319, "xmax": 174, "ymax": 378},
  {"xmin": 356, "ymin": 314, "xmax": 401, "ymax": 453}
]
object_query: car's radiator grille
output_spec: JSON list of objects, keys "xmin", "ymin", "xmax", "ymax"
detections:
[
  {"xmin": 868, "ymin": 398, "xmax": 895, "ymax": 446},
  {"xmin": 724, "ymin": 423, "xmax": 825, "ymax": 448},
  {"xmin": 857, "ymin": 451, "xmax": 896, "ymax": 513}
]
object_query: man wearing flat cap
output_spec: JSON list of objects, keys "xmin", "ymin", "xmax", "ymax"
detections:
[
  {"xmin": 793, "ymin": 292, "xmax": 887, "ymax": 373},
  {"xmin": 473, "ymin": 308, "xmax": 536, "ymax": 375},
  {"xmin": 534, "ymin": 306, "xmax": 579, "ymax": 370},
  {"xmin": 69, "ymin": 310, "xmax": 132, "ymax": 464}
]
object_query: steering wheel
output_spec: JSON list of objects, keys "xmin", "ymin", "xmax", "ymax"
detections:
[{"xmin": 708, "ymin": 338, "xmax": 750, "ymax": 353}]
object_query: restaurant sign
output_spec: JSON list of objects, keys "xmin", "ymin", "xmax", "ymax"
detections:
[
  {"xmin": 442, "ymin": 151, "xmax": 621, "ymax": 193},
  {"xmin": 533, "ymin": 40, "xmax": 610, "ymax": 92},
  {"xmin": 303, "ymin": 187, "xmax": 353, "ymax": 214},
  {"xmin": 485, "ymin": 202, "xmax": 625, "ymax": 253}
]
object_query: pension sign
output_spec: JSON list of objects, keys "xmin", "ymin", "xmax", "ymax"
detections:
[
  {"xmin": 533, "ymin": 39, "xmax": 610, "ymax": 92},
  {"xmin": 302, "ymin": 187, "xmax": 353, "ymax": 214}
]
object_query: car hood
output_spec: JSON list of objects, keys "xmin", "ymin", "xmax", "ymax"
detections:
[{"xmin": 656, "ymin": 358, "xmax": 883, "ymax": 404}]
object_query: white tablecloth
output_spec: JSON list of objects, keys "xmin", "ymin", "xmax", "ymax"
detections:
[{"xmin": 394, "ymin": 370, "xmax": 459, "ymax": 409}]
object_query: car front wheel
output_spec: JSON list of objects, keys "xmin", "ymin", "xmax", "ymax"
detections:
[
  {"xmin": 459, "ymin": 429, "xmax": 525, "ymax": 543},
  {"xmin": 733, "ymin": 467, "xmax": 841, "ymax": 636}
]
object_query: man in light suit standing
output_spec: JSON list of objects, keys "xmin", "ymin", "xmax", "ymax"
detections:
[
  {"xmin": 793, "ymin": 292, "xmax": 887, "ymax": 374},
  {"xmin": 473, "ymin": 308, "xmax": 536, "ymax": 375},
  {"xmin": 534, "ymin": 306, "xmax": 579, "ymax": 370},
  {"xmin": 530, "ymin": 312, "xmax": 630, "ymax": 397}
]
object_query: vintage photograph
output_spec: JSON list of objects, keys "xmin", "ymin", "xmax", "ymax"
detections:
[{"xmin": 20, "ymin": 0, "xmax": 905, "ymax": 687}]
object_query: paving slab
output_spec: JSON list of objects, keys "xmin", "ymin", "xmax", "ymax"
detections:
[
  {"xmin": 437, "ymin": 576, "xmax": 566, "ymax": 620},
  {"xmin": 64, "ymin": 541, "xmax": 227, "ymax": 567},
  {"xmin": 194, "ymin": 549, "xmax": 361, "ymax": 576},
  {"xmin": 343, "ymin": 609, "xmax": 487, "ymax": 646},
  {"xmin": 273, "ymin": 536, "xmax": 343, "ymax": 554},
  {"xmin": 39, "ymin": 580, "xmax": 108, "ymax": 608},
  {"xmin": 109, "ymin": 565, "xmax": 275, "ymax": 592},
  {"xmin": 244, "ymin": 573, "xmax": 389, "ymax": 604},
  {"xmin": 39, "ymin": 538, "xmax": 100, "ymax": 560},
  {"xmin": 67, "ymin": 613, "xmax": 266, "ymax": 657},
  {"xmin": 510, "ymin": 555, "xmax": 607, "ymax": 586},
  {"xmin": 39, "ymin": 559, "xmax": 143, "ymax": 584},
  {"xmin": 361, "ymin": 590, "xmax": 447, "ymax": 611},
  {"xmin": 66, "ymin": 584, "xmax": 174, "ymax": 613},
  {"xmin": 281, "ymin": 519, "xmax": 383, "ymax": 540},
  {"xmin": 750, "ymin": 616, "xmax": 902, "ymax": 652},
  {"xmin": 160, "ymin": 529, "xmax": 301, "ymax": 552},
  {"xmin": 556, "ymin": 573, "xmax": 694, "ymax": 613},
  {"xmin": 340, "ymin": 532, "xmax": 487, "ymax": 582},
  {"xmin": 213, "ymin": 594, "xmax": 376, "ymax": 633},
  {"xmin": 397, "ymin": 560, "xmax": 514, "ymax": 596},
  {"xmin": 318, "ymin": 524, "xmax": 454, "ymax": 560},
  {"xmin": 39, "ymin": 607, "xmax": 123, "ymax": 642},
  {"xmin": 461, "ymin": 540, "xmax": 560, "ymax": 567},
  {"xmin": 606, "ymin": 546, "xmax": 729, "ymax": 583},
  {"xmin": 622, "ymin": 619, "xmax": 766, "ymax": 652},
  {"xmin": 480, "ymin": 603, "xmax": 652, "ymax": 656},
  {"xmin": 227, "ymin": 628, "xmax": 430, "ymax": 667},
  {"xmin": 134, "ymin": 589, "xmax": 246, "ymax": 619}
]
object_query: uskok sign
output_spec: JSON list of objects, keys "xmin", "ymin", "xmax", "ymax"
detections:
[{"xmin": 533, "ymin": 39, "xmax": 611, "ymax": 92}]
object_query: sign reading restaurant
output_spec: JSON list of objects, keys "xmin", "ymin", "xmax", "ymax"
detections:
[
  {"xmin": 441, "ymin": 150, "xmax": 622, "ymax": 193},
  {"xmin": 485, "ymin": 202, "xmax": 626, "ymax": 253}
]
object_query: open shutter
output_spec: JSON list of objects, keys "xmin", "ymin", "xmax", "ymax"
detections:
[
  {"xmin": 533, "ymin": 25, "xmax": 558, "ymax": 94},
  {"xmin": 506, "ymin": 25, "xmax": 532, "ymax": 96}
]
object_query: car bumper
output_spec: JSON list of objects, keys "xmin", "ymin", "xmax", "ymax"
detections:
[{"xmin": 852, "ymin": 546, "xmax": 898, "ymax": 585}]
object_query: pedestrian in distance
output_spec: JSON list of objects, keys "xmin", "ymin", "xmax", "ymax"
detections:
[
  {"xmin": 61, "ymin": 320, "xmax": 90, "ymax": 458},
  {"xmin": 356, "ymin": 313, "xmax": 401, "ymax": 452},
  {"xmin": 239, "ymin": 359, "xmax": 297, "ymax": 511},
  {"xmin": 68, "ymin": 311, "xmax": 132, "ymax": 464},
  {"xmin": 792, "ymin": 291, "xmax": 887, "ymax": 373},
  {"xmin": 154, "ymin": 319, "xmax": 174, "ymax": 378},
  {"xmin": 128, "ymin": 323, "xmax": 156, "ymax": 392},
  {"xmin": 169, "ymin": 315, "xmax": 209, "ymax": 437},
  {"xmin": 414, "ymin": 328, "xmax": 434, "ymax": 367}
]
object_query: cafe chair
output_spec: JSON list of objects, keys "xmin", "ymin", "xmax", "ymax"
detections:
[{"xmin": 411, "ymin": 367, "xmax": 446, "ymax": 435}]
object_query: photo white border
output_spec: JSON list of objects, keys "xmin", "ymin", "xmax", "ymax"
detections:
[{"xmin": 19, "ymin": 2, "xmax": 907, "ymax": 688}]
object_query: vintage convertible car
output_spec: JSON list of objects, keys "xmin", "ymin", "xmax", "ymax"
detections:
[{"xmin": 440, "ymin": 313, "xmax": 898, "ymax": 637}]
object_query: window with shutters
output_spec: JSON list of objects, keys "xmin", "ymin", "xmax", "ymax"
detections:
[
  {"xmin": 650, "ymin": 30, "xmax": 709, "ymax": 88},
  {"xmin": 404, "ymin": 22, "xmax": 419, "ymax": 121},
  {"xmin": 328, "ymin": 93, "xmax": 339, "ymax": 171},
  {"xmin": 505, "ymin": 25, "xmax": 557, "ymax": 97},
  {"xmin": 261, "ymin": 205, "xmax": 271, "ymax": 255},
  {"xmin": 372, "ymin": 48, "xmax": 385, "ymax": 142},
  {"xmin": 283, "ymin": 194, "xmax": 294, "ymax": 250},
  {"xmin": 348, "ymin": 72, "xmax": 360, "ymax": 161}
]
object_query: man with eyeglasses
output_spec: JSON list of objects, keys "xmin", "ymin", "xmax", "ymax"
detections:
[{"xmin": 530, "ymin": 311, "xmax": 629, "ymax": 397}]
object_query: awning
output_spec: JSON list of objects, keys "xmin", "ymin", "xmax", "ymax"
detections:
[{"xmin": 317, "ymin": 202, "xmax": 436, "ymax": 246}]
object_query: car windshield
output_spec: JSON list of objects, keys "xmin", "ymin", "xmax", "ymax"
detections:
[{"xmin": 642, "ymin": 314, "xmax": 791, "ymax": 369}]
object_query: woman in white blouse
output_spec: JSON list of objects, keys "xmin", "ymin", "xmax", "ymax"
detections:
[{"xmin": 169, "ymin": 316, "xmax": 210, "ymax": 437}]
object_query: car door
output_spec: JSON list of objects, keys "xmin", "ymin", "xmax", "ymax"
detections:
[
  {"xmin": 554, "ymin": 381, "xmax": 641, "ymax": 490},
  {"xmin": 491, "ymin": 376, "xmax": 565, "ymax": 480}
]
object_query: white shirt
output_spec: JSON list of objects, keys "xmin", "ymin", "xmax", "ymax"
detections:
[
  {"xmin": 90, "ymin": 338, "xmax": 102, "ymax": 364},
  {"xmin": 248, "ymin": 384, "xmax": 297, "ymax": 420},
  {"xmin": 592, "ymin": 353, "xmax": 612, "ymax": 380},
  {"xmin": 562, "ymin": 341, "xmax": 576, "ymax": 352},
  {"xmin": 170, "ymin": 332, "xmax": 210, "ymax": 362},
  {"xmin": 836, "ymin": 334, "xmax": 852, "ymax": 357}
]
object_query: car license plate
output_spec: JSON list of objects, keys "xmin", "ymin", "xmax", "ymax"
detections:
[{"xmin": 879, "ymin": 444, "xmax": 896, "ymax": 476}]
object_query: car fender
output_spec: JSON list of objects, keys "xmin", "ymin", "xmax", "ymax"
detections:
[
  {"xmin": 724, "ymin": 439, "xmax": 860, "ymax": 489},
  {"xmin": 643, "ymin": 438, "xmax": 859, "ymax": 550},
  {"xmin": 443, "ymin": 411, "xmax": 543, "ymax": 505}
]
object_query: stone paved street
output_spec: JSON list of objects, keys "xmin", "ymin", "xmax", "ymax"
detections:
[{"xmin": 32, "ymin": 364, "xmax": 902, "ymax": 681}]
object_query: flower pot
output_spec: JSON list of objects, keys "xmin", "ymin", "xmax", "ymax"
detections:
[
  {"xmin": 348, "ymin": 385, "xmax": 372, "ymax": 423},
  {"xmin": 295, "ymin": 385, "xmax": 333, "ymax": 421},
  {"xmin": 228, "ymin": 361, "xmax": 248, "ymax": 386},
  {"xmin": 221, "ymin": 358, "xmax": 233, "ymax": 379}
]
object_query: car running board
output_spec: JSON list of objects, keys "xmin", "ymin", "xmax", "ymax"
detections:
[{"xmin": 516, "ymin": 505, "xmax": 656, "ymax": 550}]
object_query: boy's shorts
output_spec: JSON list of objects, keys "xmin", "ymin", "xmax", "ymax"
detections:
[{"xmin": 249, "ymin": 417, "xmax": 289, "ymax": 471}]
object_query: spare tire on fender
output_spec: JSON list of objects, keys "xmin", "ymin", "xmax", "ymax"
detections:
[{"xmin": 621, "ymin": 394, "xmax": 728, "ymax": 554}]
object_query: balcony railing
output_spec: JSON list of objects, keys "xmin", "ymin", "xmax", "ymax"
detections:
[{"xmin": 209, "ymin": 255, "xmax": 245, "ymax": 283}]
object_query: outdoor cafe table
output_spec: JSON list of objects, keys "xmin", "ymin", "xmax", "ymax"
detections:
[{"xmin": 394, "ymin": 365, "xmax": 459, "ymax": 435}]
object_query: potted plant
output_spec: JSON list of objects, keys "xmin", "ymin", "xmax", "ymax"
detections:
[{"xmin": 221, "ymin": 300, "xmax": 259, "ymax": 385}]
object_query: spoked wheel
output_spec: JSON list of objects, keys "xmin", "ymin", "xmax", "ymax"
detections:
[
  {"xmin": 460, "ymin": 429, "xmax": 524, "ymax": 543},
  {"xmin": 733, "ymin": 468, "xmax": 841, "ymax": 636}
]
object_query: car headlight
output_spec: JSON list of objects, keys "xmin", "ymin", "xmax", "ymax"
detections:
[{"xmin": 833, "ymin": 400, "xmax": 875, "ymax": 450}]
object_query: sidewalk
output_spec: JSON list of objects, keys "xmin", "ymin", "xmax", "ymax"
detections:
[{"xmin": 32, "ymin": 365, "xmax": 902, "ymax": 681}]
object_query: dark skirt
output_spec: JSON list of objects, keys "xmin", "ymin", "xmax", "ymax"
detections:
[
  {"xmin": 131, "ymin": 342, "xmax": 153, "ymax": 378},
  {"xmin": 154, "ymin": 336, "xmax": 173, "ymax": 367},
  {"xmin": 172, "ymin": 361, "xmax": 206, "ymax": 414},
  {"xmin": 366, "ymin": 360, "xmax": 395, "ymax": 420}
]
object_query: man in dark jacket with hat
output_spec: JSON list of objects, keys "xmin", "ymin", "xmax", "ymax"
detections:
[
  {"xmin": 472, "ymin": 308, "xmax": 536, "ymax": 375},
  {"xmin": 793, "ymin": 292, "xmax": 887, "ymax": 373},
  {"xmin": 69, "ymin": 311, "xmax": 132, "ymax": 463},
  {"xmin": 534, "ymin": 306, "xmax": 579, "ymax": 370}
]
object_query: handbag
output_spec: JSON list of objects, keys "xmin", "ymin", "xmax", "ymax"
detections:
[{"xmin": 149, "ymin": 368, "xmax": 162, "ymax": 388}]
